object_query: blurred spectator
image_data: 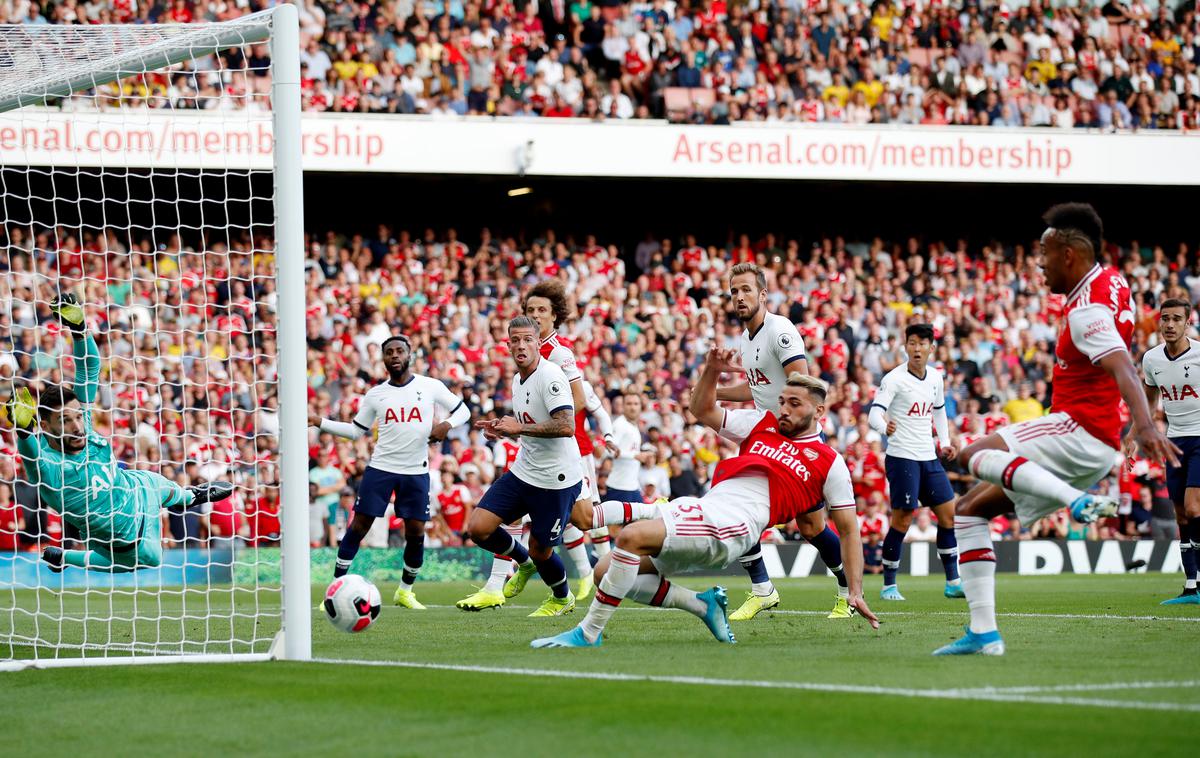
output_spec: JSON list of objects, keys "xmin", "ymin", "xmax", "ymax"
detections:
[{"xmin": 14, "ymin": 0, "xmax": 1196, "ymax": 130}]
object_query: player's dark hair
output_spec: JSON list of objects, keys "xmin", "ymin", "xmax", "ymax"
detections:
[
  {"xmin": 524, "ymin": 279, "xmax": 571, "ymax": 327},
  {"xmin": 1160, "ymin": 298, "xmax": 1191, "ymax": 317},
  {"xmin": 507, "ymin": 315, "xmax": 539, "ymax": 334},
  {"xmin": 381, "ymin": 335, "xmax": 410, "ymax": 352},
  {"xmin": 730, "ymin": 262, "xmax": 767, "ymax": 292},
  {"xmin": 905, "ymin": 323, "xmax": 935, "ymax": 342},
  {"xmin": 1042, "ymin": 203, "xmax": 1103, "ymax": 258},
  {"xmin": 37, "ymin": 385, "xmax": 76, "ymax": 418}
]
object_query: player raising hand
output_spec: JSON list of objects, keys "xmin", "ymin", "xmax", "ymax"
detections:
[{"xmin": 11, "ymin": 294, "xmax": 232, "ymax": 574}]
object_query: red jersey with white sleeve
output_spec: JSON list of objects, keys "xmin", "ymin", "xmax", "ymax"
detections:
[
  {"xmin": 714, "ymin": 409, "xmax": 855, "ymax": 524},
  {"xmin": 1053, "ymin": 264, "xmax": 1134, "ymax": 450},
  {"xmin": 492, "ymin": 438, "xmax": 520, "ymax": 473},
  {"xmin": 539, "ymin": 333, "xmax": 594, "ymax": 456},
  {"xmin": 438, "ymin": 484, "xmax": 471, "ymax": 532}
]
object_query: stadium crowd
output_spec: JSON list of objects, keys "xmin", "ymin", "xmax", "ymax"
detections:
[
  {"xmin": 17, "ymin": 0, "xmax": 1200, "ymax": 129},
  {"xmin": 0, "ymin": 217, "xmax": 1193, "ymax": 559}
]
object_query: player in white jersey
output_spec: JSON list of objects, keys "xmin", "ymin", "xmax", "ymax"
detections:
[
  {"xmin": 522, "ymin": 279, "xmax": 619, "ymax": 602},
  {"xmin": 604, "ymin": 388, "xmax": 650, "ymax": 504},
  {"xmin": 455, "ymin": 316, "xmax": 583, "ymax": 616},
  {"xmin": 1141, "ymin": 298, "xmax": 1200, "ymax": 605},
  {"xmin": 868, "ymin": 323, "xmax": 963, "ymax": 601},
  {"xmin": 715, "ymin": 262, "xmax": 853, "ymax": 621},
  {"xmin": 311, "ymin": 335, "xmax": 470, "ymax": 609}
]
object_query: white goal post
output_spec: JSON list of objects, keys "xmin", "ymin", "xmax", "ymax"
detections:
[{"xmin": 0, "ymin": 5, "xmax": 309, "ymax": 669}]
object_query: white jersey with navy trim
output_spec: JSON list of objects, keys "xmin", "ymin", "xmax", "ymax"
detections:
[
  {"xmin": 353, "ymin": 375, "xmax": 467, "ymax": 475},
  {"xmin": 740, "ymin": 311, "xmax": 807, "ymax": 412},
  {"xmin": 1143, "ymin": 339, "xmax": 1200, "ymax": 438},
  {"xmin": 510, "ymin": 356, "xmax": 582, "ymax": 490},
  {"xmin": 872, "ymin": 364, "xmax": 945, "ymax": 461}
]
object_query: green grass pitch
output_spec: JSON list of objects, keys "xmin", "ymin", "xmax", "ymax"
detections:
[{"xmin": 4, "ymin": 574, "xmax": 1198, "ymax": 756}]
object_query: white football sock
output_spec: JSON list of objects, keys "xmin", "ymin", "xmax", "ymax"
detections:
[
  {"xmin": 593, "ymin": 499, "xmax": 658, "ymax": 528},
  {"xmin": 589, "ymin": 527, "xmax": 612, "ymax": 558},
  {"xmin": 561, "ymin": 523, "xmax": 593, "ymax": 579},
  {"xmin": 968, "ymin": 449, "xmax": 1083, "ymax": 507},
  {"xmin": 579, "ymin": 547, "xmax": 641, "ymax": 642},
  {"xmin": 626, "ymin": 573, "xmax": 707, "ymax": 616},
  {"xmin": 483, "ymin": 556, "xmax": 511, "ymax": 594},
  {"xmin": 956, "ymin": 515, "xmax": 998, "ymax": 634},
  {"xmin": 751, "ymin": 581, "xmax": 775, "ymax": 597}
]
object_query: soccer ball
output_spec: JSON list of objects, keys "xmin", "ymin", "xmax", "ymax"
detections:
[{"xmin": 323, "ymin": 574, "xmax": 381, "ymax": 633}]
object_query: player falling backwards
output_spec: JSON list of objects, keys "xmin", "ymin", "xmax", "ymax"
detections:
[
  {"xmin": 934, "ymin": 203, "xmax": 1180, "ymax": 656},
  {"xmin": 1141, "ymin": 298, "xmax": 1200, "ymax": 605},
  {"xmin": 716, "ymin": 263, "xmax": 854, "ymax": 621},
  {"xmin": 457, "ymin": 316, "xmax": 583, "ymax": 617},
  {"xmin": 869, "ymin": 322, "xmax": 964, "ymax": 601},
  {"xmin": 532, "ymin": 348, "xmax": 878, "ymax": 648},
  {"xmin": 8, "ymin": 294, "xmax": 232, "ymax": 573},
  {"xmin": 311, "ymin": 334, "xmax": 470, "ymax": 609}
]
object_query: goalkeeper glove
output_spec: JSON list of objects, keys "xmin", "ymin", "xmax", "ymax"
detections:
[
  {"xmin": 6, "ymin": 386, "xmax": 36, "ymax": 432},
  {"xmin": 50, "ymin": 293, "xmax": 86, "ymax": 332}
]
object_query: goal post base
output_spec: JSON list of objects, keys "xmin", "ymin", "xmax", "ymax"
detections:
[{"xmin": 0, "ymin": 653, "xmax": 273, "ymax": 673}]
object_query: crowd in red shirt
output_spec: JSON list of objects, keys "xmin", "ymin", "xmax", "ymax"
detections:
[{"xmin": 0, "ymin": 214, "xmax": 1192, "ymax": 553}]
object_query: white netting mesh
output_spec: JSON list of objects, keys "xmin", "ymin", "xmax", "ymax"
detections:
[{"xmin": 0, "ymin": 14, "xmax": 283, "ymax": 663}]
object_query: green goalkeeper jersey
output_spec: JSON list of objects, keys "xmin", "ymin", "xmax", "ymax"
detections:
[{"xmin": 17, "ymin": 333, "xmax": 142, "ymax": 547}]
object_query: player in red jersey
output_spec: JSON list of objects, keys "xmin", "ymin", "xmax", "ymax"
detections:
[
  {"xmin": 934, "ymin": 203, "xmax": 1180, "ymax": 656},
  {"xmin": 532, "ymin": 349, "xmax": 878, "ymax": 648}
]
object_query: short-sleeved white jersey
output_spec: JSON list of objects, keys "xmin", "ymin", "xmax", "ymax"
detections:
[
  {"xmin": 353, "ymin": 375, "xmax": 466, "ymax": 475},
  {"xmin": 1143, "ymin": 339, "xmax": 1200, "ymax": 438},
  {"xmin": 739, "ymin": 312, "xmax": 807, "ymax": 412},
  {"xmin": 510, "ymin": 357, "xmax": 582, "ymax": 490},
  {"xmin": 871, "ymin": 365, "xmax": 945, "ymax": 461}
]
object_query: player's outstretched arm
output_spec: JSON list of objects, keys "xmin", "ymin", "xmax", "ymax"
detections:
[
  {"xmin": 715, "ymin": 383, "xmax": 753, "ymax": 403},
  {"xmin": 690, "ymin": 347, "xmax": 740, "ymax": 431},
  {"xmin": 52, "ymin": 294, "xmax": 100, "ymax": 406},
  {"xmin": 1100, "ymin": 350, "xmax": 1181, "ymax": 467},
  {"xmin": 828, "ymin": 507, "xmax": 879, "ymax": 629}
]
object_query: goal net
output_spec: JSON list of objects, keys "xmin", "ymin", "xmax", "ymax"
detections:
[{"xmin": 0, "ymin": 7, "xmax": 309, "ymax": 669}]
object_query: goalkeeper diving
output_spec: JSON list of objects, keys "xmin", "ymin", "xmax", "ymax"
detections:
[{"xmin": 7, "ymin": 294, "xmax": 232, "ymax": 573}]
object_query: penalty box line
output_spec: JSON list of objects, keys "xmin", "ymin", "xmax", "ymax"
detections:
[
  {"xmin": 410, "ymin": 604, "xmax": 1200, "ymax": 623},
  {"xmin": 309, "ymin": 658, "xmax": 1200, "ymax": 713}
]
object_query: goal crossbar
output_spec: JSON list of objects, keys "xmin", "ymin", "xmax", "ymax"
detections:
[{"xmin": 0, "ymin": 11, "xmax": 273, "ymax": 114}]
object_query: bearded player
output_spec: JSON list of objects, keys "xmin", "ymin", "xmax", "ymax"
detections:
[
  {"xmin": 1141, "ymin": 298, "xmax": 1200, "ymax": 605},
  {"xmin": 532, "ymin": 349, "xmax": 878, "ymax": 648},
  {"xmin": 716, "ymin": 263, "xmax": 853, "ymax": 621},
  {"xmin": 10, "ymin": 295, "xmax": 232, "ymax": 573},
  {"xmin": 311, "ymin": 334, "xmax": 470, "ymax": 609},
  {"xmin": 934, "ymin": 203, "xmax": 1180, "ymax": 656}
]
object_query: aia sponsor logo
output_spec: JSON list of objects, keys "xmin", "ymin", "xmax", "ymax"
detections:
[{"xmin": 1161, "ymin": 385, "xmax": 1200, "ymax": 401}]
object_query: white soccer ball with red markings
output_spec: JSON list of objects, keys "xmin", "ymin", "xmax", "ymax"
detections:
[{"xmin": 323, "ymin": 575, "xmax": 381, "ymax": 633}]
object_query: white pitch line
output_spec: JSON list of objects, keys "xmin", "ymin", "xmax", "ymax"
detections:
[
  {"xmin": 410, "ymin": 604, "xmax": 1200, "ymax": 623},
  {"xmin": 961, "ymin": 680, "xmax": 1200, "ymax": 695},
  {"xmin": 310, "ymin": 657, "xmax": 1200, "ymax": 713}
]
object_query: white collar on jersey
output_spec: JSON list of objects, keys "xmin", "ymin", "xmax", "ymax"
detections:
[{"xmin": 1065, "ymin": 263, "xmax": 1102, "ymax": 306}]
